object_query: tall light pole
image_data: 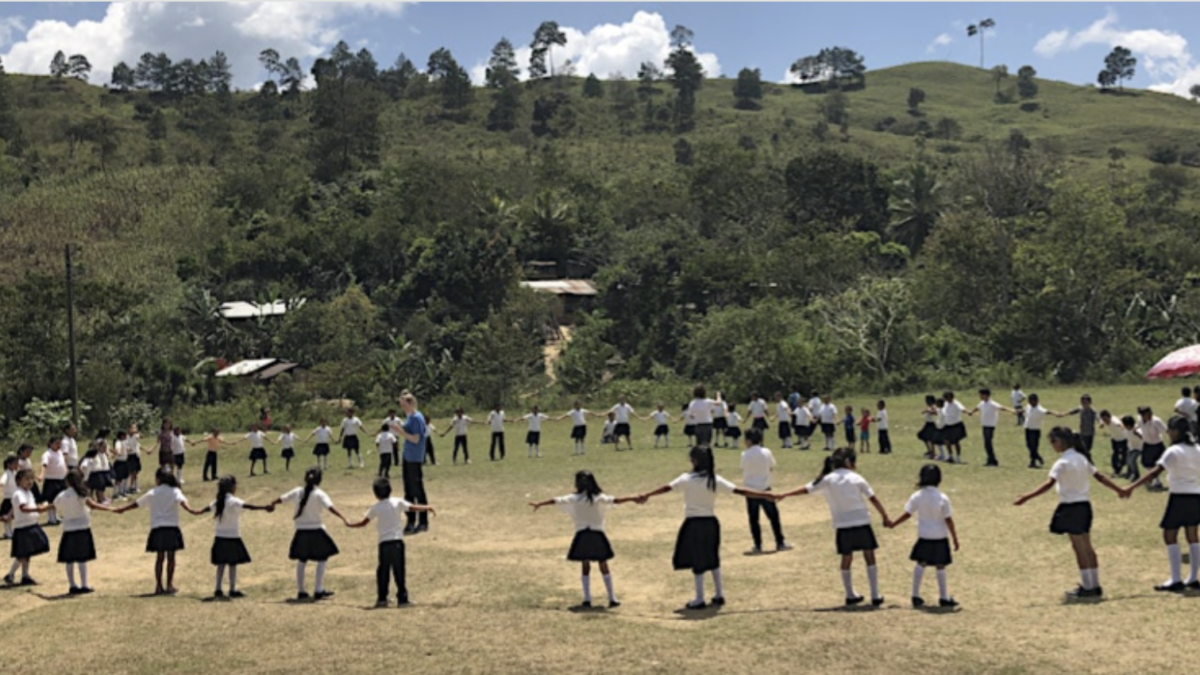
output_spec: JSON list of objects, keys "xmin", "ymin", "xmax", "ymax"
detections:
[{"xmin": 65, "ymin": 244, "xmax": 79, "ymax": 428}]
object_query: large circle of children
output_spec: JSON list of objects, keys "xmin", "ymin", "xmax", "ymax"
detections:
[{"xmin": 2, "ymin": 384, "xmax": 1199, "ymax": 612}]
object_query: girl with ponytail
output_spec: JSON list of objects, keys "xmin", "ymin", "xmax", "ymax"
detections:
[
  {"xmin": 1014, "ymin": 426, "xmax": 1125, "ymax": 600},
  {"xmin": 52, "ymin": 469, "xmax": 117, "ymax": 594},
  {"xmin": 778, "ymin": 448, "xmax": 894, "ymax": 607},
  {"xmin": 1122, "ymin": 415, "xmax": 1200, "ymax": 593},
  {"xmin": 114, "ymin": 467, "xmax": 204, "ymax": 595},
  {"xmin": 269, "ymin": 468, "xmax": 350, "ymax": 601},
  {"xmin": 529, "ymin": 470, "xmax": 641, "ymax": 608},
  {"xmin": 635, "ymin": 445, "xmax": 776, "ymax": 610},
  {"xmin": 191, "ymin": 476, "xmax": 274, "ymax": 598}
]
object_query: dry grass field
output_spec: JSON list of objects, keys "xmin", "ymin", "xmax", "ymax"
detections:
[{"xmin": 4, "ymin": 383, "xmax": 1200, "ymax": 675}]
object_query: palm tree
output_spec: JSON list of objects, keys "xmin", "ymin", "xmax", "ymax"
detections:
[
  {"xmin": 889, "ymin": 161, "xmax": 944, "ymax": 254},
  {"xmin": 967, "ymin": 18, "xmax": 996, "ymax": 69}
]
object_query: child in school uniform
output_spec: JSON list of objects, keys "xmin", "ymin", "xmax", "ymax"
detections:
[
  {"xmin": 487, "ymin": 404, "xmax": 507, "ymax": 461},
  {"xmin": 1121, "ymin": 416, "xmax": 1200, "ymax": 592},
  {"xmin": 682, "ymin": 402, "xmax": 696, "ymax": 447},
  {"xmin": 1124, "ymin": 415, "xmax": 1143, "ymax": 481},
  {"xmin": 39, "ymin": 437, "xmax": 68, "ymax": 526},
  {"xmin": 111, "ymin": 431, "xmax": 131, "ymax": 499},
  {"xmin": 193, "ymin": 476, "xmax": 274, "ymax": 599},
  {"xmin": 54, "ymin": 470, "xmax": 116, "ymax": 594},
  {"xmin": 113, "ymin": 468, "xmax": 202, "ymax": 595},
  {"xmin": 1098, "ymin": 410, "xmax": 1128, "ymax": 479},
  {"xmin": 306, "ymin": 419, "xmax": 334, "ymax": 471},
  {"xmin": 933, "ymin": 398, "xmax": 947, "ymax": 462},
  {"xmin": 4, "ymin": 469, "xmax": 50, "ymax": 586},
  {"xmin": 1, "ymin": 455, "xmax": 17, "ymax": 539},
  {"xmin": 739, "ymin": 428, "xmax": 792, "ymax": 554},
  {"xmin": 441, "ymin": 409, "xmax": 474, "ymax": 464},
  {"xmin": 245, "ymin": 425, "xmax": 269, "ymax": 477},
  {"xmin": 712, "ymin": 393, "xmax": 729, "ymax": 449},
  {"xmin": 1023, "ymin": 394, "xmax": 1058, "ymax": 469},
  {"xmin": 1138, "ymin": 407, "xmax": 1169, "ymax": 491},
  {"xmin": 818, "ymin": 396, "xmax": 839, "ymax": 452},
  {"xmin": 125, "ymin": 425, "xmax": 143, "ymax": 494},
  {"xmin": 726, "ymin": 405, "xmax": 742, "ymax": 446},
  {"xmin": 778, "ymin": 448, "xmax": 894, "ymax": 607},
  {"xmin": 747, "ymin": 393, "xmax": 769, "ymax": 434},
  {"xmin": 649, "ymin": 405, "xmax": 672, "ymax": 448},
  {"xmin": 609, "ymin": 395, "xmax": 636, "ymax": 452},
  {"xmin": 858, "ymin": 408, "xmax": 872, "ymax": 454},
  {"xmin": 339, "ymin": 409, "xmax": 366, "ymax": 469},
  {"xmin": 918, "ymin": 395, "xmax": 938, "ymax": 459},
  {"xmin": 941, "ymin": 392, "xmax": 968, "ymax": 464},
  {"xmin": 601, "ymin": 413, "xmax": 617, "ymax": 445},
  {"xmin": 276, "ymin": 426, "xmax": 298, "ymax": 472},
  {"xmin": 192, "ymin": 428, "xmax": 233, "ymax": 482},
  {"xmin": 529, "ymin": 470, "xmax": 639, "ymax": 608},
  {"xmin": 270, "ymin": 468, "xmax": 350, "ymax": 601},
  {"xmin": 1012, "ymin": 384, "xmax": 1026, "ymax": 426},
  {"xmin": 348, "ymin": 477, "xmax": 436, "ymax": 607},
  {"xmin": 968, "ymin": 389, "xmax": 1014, "ymax": 468},
  {"xmin": 1014, "ymin": 427, "xmax": 1126, "ymax": 599},
  {"xmin": 774, "ymin": 393, "xmax": 793, "ymax": 449},
  {"xmin": 686, "ymin": 385, "xmax": 716, "ymax": 447},
  {"xmin": 636, "ymin": 446, "xmax": 775, "ymax": 610},
  {"xmin": 1063, "ymin": 395, "xmax": 1099, "ymax": 455},
  {"xmin": 555, "ymin": 402, "xmax": 596, "ymax": 457},
  {"xmin": 518, "ymin": 406, "xmax": 550, "ymax": 458},
  {"xmin": 376, "ymin": 424, "xmax": 398, "ymax": 478},
  {"xmin": 874, "ymin": 400, "xmax": 892, "ymax": 455},
  {"xmin": 80, "ymin": 444, "xmax": 107, "ymax": 504},
  {"xmin": 842, "ymin": 405, "xmax": 856, "ymax": 447},
  {"xmin": 793, "ymin": 400, "xmax": 814, "ymax": 450},
  {"xmin": 171, "ymin": 427, "xmax": 188, "ymax": 483},
  {"xmin": 887, "ymin": 464, "xmax": 960, "ymax": 608}
]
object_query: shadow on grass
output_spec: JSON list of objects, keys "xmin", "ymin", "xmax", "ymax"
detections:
[
  {"xmin": 671, "ymin": 604, "xmax": 722, "ymax": 621},
  {"xmin": 32, "ymin": 591, "xmax": 77, "ymax": 601}
]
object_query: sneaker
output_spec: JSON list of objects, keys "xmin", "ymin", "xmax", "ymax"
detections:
[
  {"xmin": 1155, "ymin": 581, "xmax": 1186, "ymax": 593},
  {"xmin": 845, "ymin": 595, "xmax": 864, "ymax": 606},
  {"xmin": 684, "ymin": 600, "xmax": 706, "ymax": 610},
  {"xmin": 911, "ymin": 596, "xmax": 925, "ymax": 608},
  {"xmin": 939, "ymin": 598, "xmax": 959, "ymax": 608},
  {"xmin": 374, "ymin": 600, "xmax": 389, "ymax": 608},
  {"xmin": 229, "ymin": 590, "xmax": 245, "ymax": 598},
  {"xmin": 871, "ymin": 596, "xmax": 885, "ymax": 607},
  {"xmin": 314, "ymin": 590, "xmax": 335, "ymax": 600},
  {"xmin": 297, "ymin": 591, "xmax": 311, "ymax": 601},
  {"xmin": 776, "ymin": 542, "xmax": 794, "ymax": 552},
  {"xmin": 711, "ymin": 596, "xmax": 726, "ymax": 606}
]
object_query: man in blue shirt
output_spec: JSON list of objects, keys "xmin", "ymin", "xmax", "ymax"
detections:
[{"xmin": 398, "ymin": 393, "xmax": 430, "ymax": 534}]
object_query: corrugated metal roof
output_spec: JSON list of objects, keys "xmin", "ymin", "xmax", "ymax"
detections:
[
  {"xmin": 256, "ymin": 362, "xmax": 300, "ymax": 380},
  {"xmin": 218, "ymin": 299, "xmax": 306, "ymax": 319},
  {"xmin": 215, "ymin": 359, "xmax": 277, "ymax": 377},
  {"xmin": 519, "ymin": 280, "xmax": 598, "ymax": 296}
]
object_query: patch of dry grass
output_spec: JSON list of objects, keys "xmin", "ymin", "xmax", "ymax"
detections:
[{"xmin": 4, "ymin": 383, "xmax": 1200, "ymax": 674}]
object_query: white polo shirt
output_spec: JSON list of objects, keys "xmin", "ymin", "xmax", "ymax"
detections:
[
  {"xmin": 555, "ymin": 493, "xmax": 615, "ymax": 532},
  {"xmin": 1176, "ymin": 398, "xmax": 1199, "ymax": 423},
  {"xmin": 281, "ymin": 487, "xmax": 334, "ymax": 530},
  {"xmin": 1106, "ymin": 422, "xmax": 1128, "ymax": 443},
  {"xmin": 41, "ymin": 449, "xmax": 68, "ymax": 480},
  {"xmin": 740, "ymin": 445, "xmax": 776, "ymax": 491},
  {"xmin": 62, "ymin": 436, "xmax": 79, "ymax": 466},
  {"xmin": 54, "ymin": 491, "xmax": 92, "ymax": 532},
  {"xmin": 1158, "ymin": 443, "xmax": 1200, "ymax": 494},
  {"xmin": 748, "ymin": 399, "xmax": 768, "ymax": 419},
  {"xmin": 451, "ymin": 416, "xmax": 472, "ymax": 435},
  {"xmin": 136, "ymin": 485, "xmax": 187, "ymax": 529},
  {"xmin": 819, "ymin": 404, "xmax": 838, "ymax": 424},
  {"xmin": 687, "ymin": 398, "xmax": 714, "ymax": 425},
  {"xmin": 904, "ymin": 487, "xmax": 952, "ymax": 540},
  {"xmin": 313, "ymin": 426, "xmax": 333, "ymax": 443},
  {"xmin": 875, "ymin": 409, "xmax": 889, "ymax": 430},
  {"xmin": 376, "ymin": 432, "xmax": 398, "ymax": 456},
  {"xmin": 670, "ymin": 472, "xmax": 737, "ymax": 518},
  {"xmin": 943, "ymin": 400, "xmax": 965, "ymax": 425},
  {"xmin": 652, "ymin": 411, "xmax": 670, "ymax": 426},
  {"xmin": 366, "ymin": 497, "xmax": 411, "ymax": 542},
  {"xmin": 807, "ymin": 469, "xmax": 875, "ymax": 529},
  {"xmin": 524, "ymin": 413, "xmax": 549, "ymax": 432},
  {"xmin": 976, "ymin": 400, "xmax": 1003, "ymax": 427},
  {"xmin": 12, "ymin": 489, "xmax": 39, "ymax": 528},
  {"xmin": 1049, "ymin": 449, "xmax": 1096, "ymax": 504},
  {"xmin": 568, "ymin": 409, "xmax": 589, "ymax": 426},
  {"xmin": 1024, "ymin": 405, "xmax": 1050, "ymax": 431},
  {"xmin": 488, "ymin": 411, "xmax": 506, "ymax": 432},
  {"xmin": 611, "ymin": 403, "xmax": 634, "ymax": 424},
  {"xmin": 793, "ymin": 405, "xmax": 814, "ymax": 426},
  {"xmin": 775, "ymin": 401, "xmax": 790, "ymax": 422},
  {"xmin": 1140, "ymin": 416, "xmax": 1167, "ymax": 446}
]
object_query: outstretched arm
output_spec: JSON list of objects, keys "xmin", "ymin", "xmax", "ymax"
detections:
[
  {"xmin": 409, "ymin": 504, "xmax": 436, "ymax": 516},
  {"xmin": 244, "ymin": 503, "xmax": 275, "ymax": 512},
  {"xmin": 181, "ymin": 500, "xmax": 205, "ymax": 517},
  {"xmin": 776, "ymin": 485, "xmax": 812, "ymax": 500},
  {"xmin": 1014, "ymin": 478, "xmax": 1056, "ymax": 506},
  {"xmin": 328, "ymin": 506, "xmax": 351, "ymax": 525},
  {"xmin": 637, "ymin": 485, "xmax": 673, "ymax": 503},
  {"xmin": 868, "ymin": 495, "xmax": 892, "ymax": 528},
  {"xmin": 887, "ymin": 511, "xmax": 912, "ymax": 529},
  {"xmin": 346, "ymin": 516, "xmax": 370, "ymax": 528},
  {"xmin": 528, "ymin": 498, "xmax": 555, "ymax": 510},
  {"xmin": 733, "ymin": 486, "xmax": 775, "ymax": 501}
]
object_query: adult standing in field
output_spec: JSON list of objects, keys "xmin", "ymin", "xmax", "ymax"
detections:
[
  {"xmin": 967, "ymin": 388, "xmax": 1015, "ymax": 468},
  {"xmin": 397, "ymin": 393, "xmax": 430, "ymax": 534},
  {"xmin": 609, "ymin": 395, "xmax": 636, "ymax": 452},
  {"xmin": 62, "ymin": 423, "xmax": 80, "ymax": 472},
  {"xmin": 686, "ymin": 385, "xmax": 716, "ymax": 447},
  {"xmin": 156, "ymin": 419, "xmax": 174, "ymax": 474},
  {"xmin": 338, "ymin": 408, "xmax": 365, "ymax": 470}
]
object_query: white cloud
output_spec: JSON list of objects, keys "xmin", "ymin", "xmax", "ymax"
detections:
[
  {"xmin": 1033, "ymin": 9, "xmax": 1196, "ymax": 97},
  {"xmin": 0, "ymin": 2, "xmax": 410, "ymax": 88},
  {"xmin": 926, "ymin": 32, "xmax": 952, "ymax": 54},
  {"xmin": 0, "ymin": 16, "xmax": 25, "ymax": 49},
  {"xmin": 468, "ymin": 11, "xmax": 720, "ymax": 84}
]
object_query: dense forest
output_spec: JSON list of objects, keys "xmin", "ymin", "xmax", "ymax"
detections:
[{"xmin": 1, "ymin": 26, "xmax": 1200, "ymax": 438}]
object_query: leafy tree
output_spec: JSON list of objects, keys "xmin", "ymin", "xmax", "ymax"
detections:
[
  {"xmin": 933, "ymin": 116, "xmax": 962, "ymax": 140},
  {"xmin": 49, "ymin": 50, "xmax": 69, "ymax": 78},
  {"xmin": 110, "ymin": 61, "xmax": 134, "ymax": 91},
  {"xmin": 966, "ymin": 18, "xmax": 996, "ymax": 69},
  {"xmin": 1104, "ymin": 46, "xmax": 1137, "ymax": 91},
  {"xmin": 380, "ymin": 53, "xmax": 418, "ymax": 100},
  {"xmin": 907, "ymin": 87, "xmax": 925, "ymax": 113},
  {"xmin": 609, "ymin": 75, "xmax": 637, "ymax": 133},
  {"xmin": 818, "ymin": 89, "xmax": 848, "ymax": 125},
  {"xmin": 486, "ymin": 38, "xmax": 519, "ymax": 89},
  {"xmin": 812, "ymin": 276, "xmax": 920, "ymax": 379},
  {"xmin": 530, "ymin": 20, "xmax": 567, "ymax": 79},
  {"xmin": 582, "ymin": 73, "xmax": 603, "ymax": 98},
  {"xmin": 486, "ymin": 81, "xmax": 522, "ymax": 131},
  {"xmin": 555, "ymin": 314, "xmax": 615, "ymax": 394},
  {"xmin": 1097, "ymin": 69, "xmax": 1117, "ymax": 91},
  {"xmin": 207, "ymin": 51, "xmax": 233, "ymax": 94},
  {"xmin": 732, "ymin": 67, "xmax": 763, "ymax": 110},
  {"xmin": 991, "ymin": 64, "xmax": 1009, "ymax": 97},
  {"xmin": 427, "ymin": 47, "xmax": 474, "ymax": 115},
  {"xmin": 67, "ymin": 54, "xmax": 92, "ymax": 81},
  {"xmin": 452, "ymin": 291, "xmax": 549, "ymax": 406},
  {"xmin": 1191, "ymin": 84, "xmax": 1200, "ymax": 101},
  {"xmin": 912, "ymin": 210, "xmax": 1014, "ymax": 336},
  {"xmin": 889, "ymin": 159, "xmax": 943, "ymax": 253},
  {"xmin": 784, "ymin": 149, "xmax": 889, "ymax": 234},
  {"xmin": 309, "ymin": 41, "xmax": 383, "ymax": 180},
  {"xmin": 0, "ymin": 58, "xmax": 20, "ymax": 145},
  {"xmin": 260, "ymin": 48, "xmax": 304, "ymax": 99},
  {"xmin": 673, "ymin": 137, "xmax": 694, "ymax": 165},
  {"xmin": 664, "ymin": 25, "xmax": 704, "ymax": 132},
  {"xmin": 146, "ymin": 109, "xmax": 167, "ymax": 141},
  {"xmin": 789, "ymin": 47, "xmax": 866, "ymax": 88},
  {"xmin": 1016, "ymin": 65, "xmax": 1038, "ymax": 99}
]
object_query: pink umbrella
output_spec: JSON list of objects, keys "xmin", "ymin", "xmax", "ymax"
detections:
[{"xmin": 1146, "ymin": 345, "xmax": 1200, "ymax": 379}]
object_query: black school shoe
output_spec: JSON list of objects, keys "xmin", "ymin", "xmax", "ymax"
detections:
[
  {"xmin": 845, "ymin": 595, "xmax": 865, "ymax": 606},
  {"xmin": 911, "ymin": 596, "xmax": 925, "ymax": 608},
  {"xmin": 608, "ymin": 599, "xmax": 620, "ymax": 608},
  {"xmin": 229, "ymin": 590, "xmax": 245, "ymax": 598},
  {"xmin": 314, "ymin": 590, "xmax": 335, "ymax": 600},
  {"xmin": 296, "ymin": 591, "xmax": 311, "ymax": 601},
  {"xmin": 19, "ymin": 576, "xmax": 36, "ymax": 586},
  {"xmin": 1155, "ymin": 581, "xmax": 1186, "ymax": 593},
  {"xmin": 871, "ymin": 596, "xmax": 885, "ymax": 607},
  {"xmin": 684, "ymin": 600, "xmax": 707, "ymax": 610},
  {"xmin": 710, "ymin": 596, "xmax": 725, "ymax": 606},
  {"xmin": 1187, "ymin": 581, "xmax": 1200, "ymax": 591},
  {"xmin": 68, "ymin": 586, "xmax": 83, "ymax": 595},
  {"xmin": 939, "ymin": 598, "xmax": 960, "ymax": 608}
]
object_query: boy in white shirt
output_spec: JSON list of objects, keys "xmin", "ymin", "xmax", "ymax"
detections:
[
  {"xmin": 1011, "ymin": 384, "xmax": 1026, "ymax": 426},
  {"xmin": 375, "ymin": 424, "xmax": 398, "ymax": 479},
  {"xmin": 440, "ymin": 409, "xmax": 475, "ymax": 464},
  {"xmin": 873, "ymin": 400, "xmax": 891, "ymax": 455},
  {"xmin": 1098, "ymin": 410, "xmax": 1128, "ymax": 478},
  {"xmin": 487, "ymin": 404, "xmax": 506, "ymax": 461},
  {"xmin": 609, "ymin": 396, "xmax": 636, "ymax": 452},
  {"xmin": 346, "ymin": 477, "xmax": 436, "ymax": 608},
  {"xmin": 968, "ymin": 388, "xmax": 1016, "ymax": 467},
  {"xmin": 600, "ymin": 412, "xmax": 617, "ymax": 446},
  {"xmin": 739, "ymin": 429, "xmax": 792, "ymax": 554},
  {"xmin": 1138, "ymin": 407, "xmax": 1169, "ymax": 490}
]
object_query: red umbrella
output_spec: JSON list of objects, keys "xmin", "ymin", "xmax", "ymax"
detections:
[{"xmin": 1146, "ymin": 345, "xmax": 1200, "ymax": 379}]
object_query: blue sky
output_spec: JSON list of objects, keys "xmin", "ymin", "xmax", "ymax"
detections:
[{"xmin": 0, "ymin": 3, "xmax": 1197, "ymax": 96}]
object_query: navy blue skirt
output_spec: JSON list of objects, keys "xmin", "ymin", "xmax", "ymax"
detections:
[
  {"xmin": 289, "ymin": 529, "xmax": 339, "ymax": 562},
  {"xmin": 146, "ymin": 526, "xmax": 185, "ymax": 553},
  {"xmin": 212, "ymin": 537, "xmax": 252, "ymax": 565},
  {"xmin": 12, "ymin": 524, "xmax": 50, "ymax": 559},
  {"xmin": 1050, "ymin": 502, "xmax": 1092, "ymax": 536},
  {"xmin": 567, "ymin": 529, "xmax": 614, "ymax": 562},
  {"xmin": 58, "ymin": 529, "xmax": 96, "ymax": 563},
  {"xmin": 673, "ymin": 517, "xmax": 720, "ymax": 574}
]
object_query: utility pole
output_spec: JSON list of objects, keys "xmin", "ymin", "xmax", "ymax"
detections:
[{"xmin": 65, "ymin": 244, "xmax": 79, "ymax": 428}]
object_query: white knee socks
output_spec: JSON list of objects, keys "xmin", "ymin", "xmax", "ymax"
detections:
[
  {"xmin": 1168, "ymin": 544, "xmax": 1183, "ymax": 584},
  {"xmin": 581, "ymin": 575, "xmax": 591, "ymax": 603},
  {"xmin": 602, "ymin": 573, "xmax": 616, "ymax": 602},
  {"xmin": 840, "ymin": 569, "xmax": 856, "ymax": 598},
  {"xmin": 295, "ymin": 561, "xmax": 306, "ymax": 594},
  {"xmin": 936, "ymin": 568, "xmax": 949, "ymax": 600},
  {"xmin": 911, "ymin": 564, "xmax": 925, "ymax": 597},
  {"xmin": 66, "ymin": 562, "xmax": 76, "ymax": 588},
  {"xmin": 315, "ymin": 561, "xmax": 327, "ymax": 593},
  {"xmin": 229, "ymin": 564, "xmax": 238, "ymax": 592},
  {"xmin": 693, "ymin": 574, "xmax": 705, "ymax": 603},
  {"xmin": 1188, "ymin": 543, "xmax": 1200, "ymax": 584},
  {"xmin": 711, "ymin": 568, "xmax": 724, "ymax": 598},
  {"xmin": 867, "ymin": 565, "xmax": 880, "ymax": 600}
]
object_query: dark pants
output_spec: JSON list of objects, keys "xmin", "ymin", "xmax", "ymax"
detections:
[
  {"xmin": 423, "ymin": 439, "xmax": 436, "ymax": 466},
  {"xmin": 878, "ymin": 429, "xmax": 892, "ymax": 454},
  {"xmin": 694, "ymin": 423, "xmax": 713, "ymax": 447},
  {"xmin": 1025, "ymin": 429, "xmax": 1043, "ymax": 466},
  {"xmin": 376, "ymin": 540, "xmax": 407, "ymax": 603},
  {"xmin": 746, "ymin": 494, "xmax": 785, "ymax": 549},
  {"xmin": 982, "ymin": 427, "xmax": 998, "ymax": 466},
  {"xmin": 402, "ymin": 461, "xmax": 429, "ymax": 529},
  {"xmin": 378, "ymin": 452, "xmax": 392, "ymax": 478},
  {"xmin": 453, "ymin": 436, "xmax": 469, "ymax": 462},
  {"xmin": 1111, "ymin": 440, "xmax": 1128, "ymax": 476},
  {"xmin": 203, "ymin": 451, "xmax": 218, "ymax": 481},
  {"xmin": 490, "ymin": 432, "xmax": 505, "ymax": 460},
  {"xmin": 1082, "ymin": 434, "xmax": 1095, "ymax": 453},
  {"xmin": 392, "ymin": 448, "xmax": 400, "ymax": 467}
]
